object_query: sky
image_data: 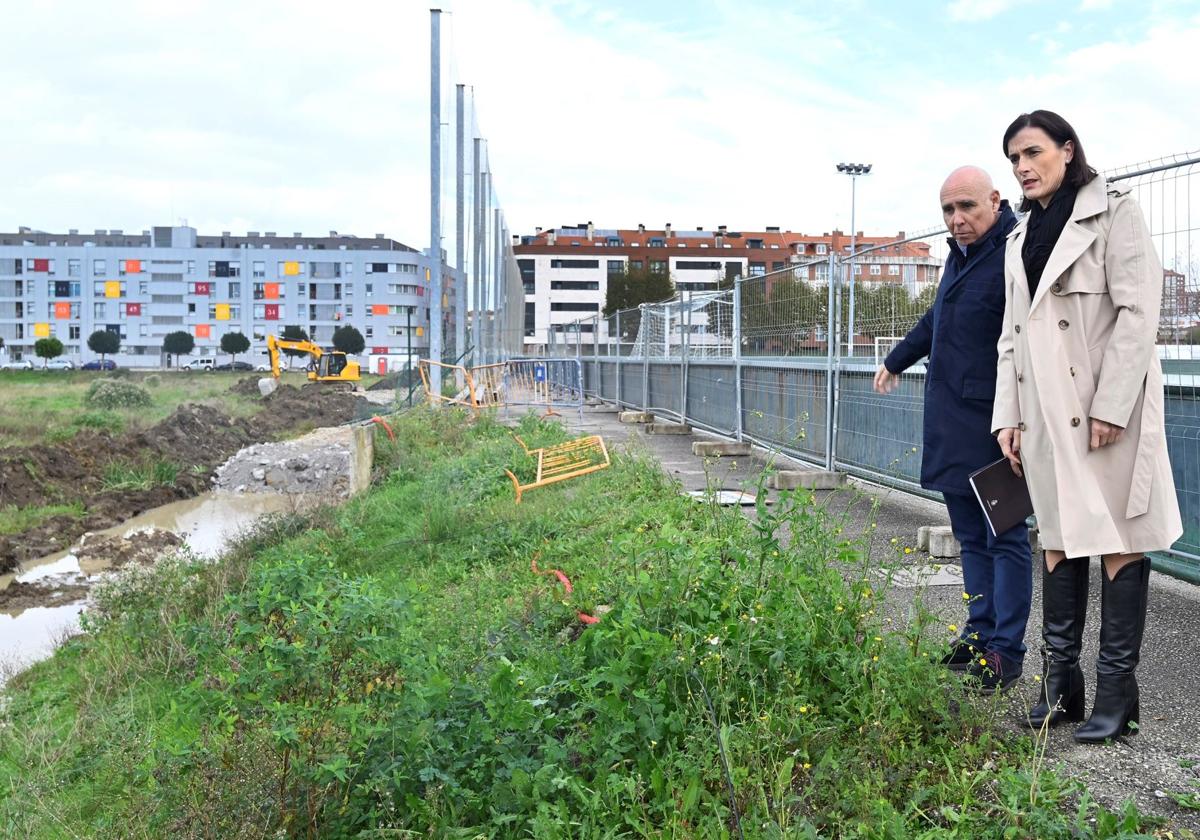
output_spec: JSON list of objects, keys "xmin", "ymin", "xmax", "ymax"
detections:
[{"xmin": 1, "ymin": 0, "xmax": 1197, "ymax": 253}]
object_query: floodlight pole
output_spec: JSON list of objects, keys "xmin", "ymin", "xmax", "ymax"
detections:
[{"xmin": 836, "ymin": 162, "xmax": 872, "ymax": 358}]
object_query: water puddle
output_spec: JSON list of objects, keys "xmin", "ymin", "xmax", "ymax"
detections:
[{"xmin": 1, "ymin": 491, "xmax": 301, "ymax": 680}]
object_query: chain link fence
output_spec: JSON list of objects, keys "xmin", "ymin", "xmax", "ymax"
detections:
[{"xmin": 557, "ymin": 151, "xmax": 1199, "ymax": 579}]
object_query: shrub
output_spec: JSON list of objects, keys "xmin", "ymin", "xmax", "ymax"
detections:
[
  {"xmin": 143, "ymin": 373, "xmax": 162, "ymax": 387},
  {"xmin": 85, "ymin": 379, "xmax": 152, "ymax": 409}
]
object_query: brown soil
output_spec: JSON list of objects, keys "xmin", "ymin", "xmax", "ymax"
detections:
[
  {"xmin": 0, "ymin": 379, "xmax": 359, "ymax": 571},
  {"xmin": 75, "ymin": 527, "xmax": 184, "ymax": 572},
  {"xmin": 0, "ymin": 580, "xmax": 90, "ymax": 611}
]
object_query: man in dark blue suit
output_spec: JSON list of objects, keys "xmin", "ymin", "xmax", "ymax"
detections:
[{"xmin": 874, "ymin": 166, "xmax": 1031, "ymax": 693}]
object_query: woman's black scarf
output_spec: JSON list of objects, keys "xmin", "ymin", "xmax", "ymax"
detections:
[{"xmin": 1021, "ymin": 182, "xmax": 1078, "ymax": 299}]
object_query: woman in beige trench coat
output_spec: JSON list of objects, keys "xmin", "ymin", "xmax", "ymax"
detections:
[{"xmin": 992, "ymin": 110, "xmax": 1182, "ymax": 744}]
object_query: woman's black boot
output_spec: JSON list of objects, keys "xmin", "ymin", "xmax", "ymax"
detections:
[
  {"xmin": 1075, "ymin": 558, "xmax": 1150, "ymax": 743},
  {"xmin": 1028, "ymin": 555, "xmax": 1088, "ymax": 728}
]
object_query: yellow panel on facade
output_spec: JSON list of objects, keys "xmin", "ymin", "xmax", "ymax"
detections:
[
  {"xmin": 215, "ymin": 303, "xmax": 231, "ymax": 321},
  {"xmin": 105, "ymin": 281, "xmax": 121, "ymax": 298},
  {"xmin": 284, "ymin": 261, "xmax": 300, "ymax": 276},
  {"xmin": 33, "ymin": 322, "xmax": 51, "ymax": 338},
  {"xmin": 416, "ymin": 326, "xmax": 424, "ymax": 337}
]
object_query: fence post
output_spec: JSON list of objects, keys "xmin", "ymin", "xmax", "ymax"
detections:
[
  {"xmin": 640, "ymin": 303, "xmax": 649, "ymax": 410},
  {"xmin": 615, "ymin": 309, "xmax": 622, "ymax": 406},
  {"xmin": 733, "ymin": 277, "xmax": 743, "ymax": 442},
  {"xmin": 681, "ymin": 294, "xmax": 690, "ymax": 424},
  {"xmin": 827, "ymin": 253, "xmax": 841, "ymax": 471}
]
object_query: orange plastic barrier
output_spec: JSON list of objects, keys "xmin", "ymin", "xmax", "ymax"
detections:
[
  {"xmin": 531, "ymin": 558, "xmax": 600, "ymax": 625},
  {"xmin": 370, "ymin": 416, "xmax": 395, "ymax": 440}
]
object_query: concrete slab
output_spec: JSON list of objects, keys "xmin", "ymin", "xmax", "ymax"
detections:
[
  {"xmin": 619, "ymin": 411, "xmax": 654, "ymax": 424},
  {"xmin": 685, "ymin": 489, "xmax": 759, "ymax": 506},
  {"xmin": 875, "ymin": 563, "xmax": 964, "ymax": 589},
  {"xmin": 647, "ymin": 422, "xmax": 692, "ymax": 435},
  {"xmin": 772, "ymin": 470, "xmax": 847, "ymax": 490},
  {"xmin": 693, "ymin": 441, "xmax": 751, "ymax": 457},
  {"xmin": 927, "ymin": 525, "xmax": 961, "ymax": 558},
  {"xmin": 917, "ymin": 525, "xmax": 932, "ymax": 551}
]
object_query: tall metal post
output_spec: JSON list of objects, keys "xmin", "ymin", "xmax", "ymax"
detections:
[
  {"xmin": 680, "ymin": 293, "xmax": 690, "ymax": 423},
  {"xmin": 481, "ymin": 166, "xmax": 491, "ymax": 362},
  {"xmin": 837, "ymin": 162, "xmax": 871, "ymax": 358},
  {"xmin": 733, "ymin": 277, "xmax": 744, "ymax": 442},
  {"xmin": 454, "ymin": 83, "xmax": 465, "ymax": 370},
  {"xmin": 407, "ymin": 306, "xmax": 414, "ymax": 407},
  {"xmin": 428, "ymin": 9, "xmax": 443, "ymax": 395},
  {"xmin": 827, "ymin": 253, "xmax": 842, "ymax": 470},
  {"xmin": 493, "ymin": 207, "xmax": 502, "ymax": 362},
  {"xmin": 472, "ymin": 136, "xmax": 483, "ymax": 365}
]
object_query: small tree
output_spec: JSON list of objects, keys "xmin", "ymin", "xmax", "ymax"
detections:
[
  {"xmin": 163, "ymin": 331, "xmax": 195, "ymax": 368},
  {"xmin": 34, "ymin": 337, "xmax": 64, "ymax": 368},
  {"xmin": 331, "ymin": 325, "xmax": 365, "ymax": 356},
  {"xmin": 87, "ymin": 329, "xmax": 121, "ymax": 365},
  {"xmin": 220, "ymin": 331, "xmax": 251, "ymax": 367}
]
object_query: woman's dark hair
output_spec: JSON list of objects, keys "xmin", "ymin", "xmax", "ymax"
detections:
[{"xmin": 1002, "ymin": 110, "xmax": 1098, "ymax": 211}]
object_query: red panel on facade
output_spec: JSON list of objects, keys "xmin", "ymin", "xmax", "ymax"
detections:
[
  {"xmin": 125, "ymin": 302, "xmax": 142, "ymax": 316},
  {"xmin": 264, "ymin": 304, "xmax": 279, "ymax": 320},
  {"xmin": 33, "ymin": 259, "xmax": 50, "ymax": 272},
  {"xmin": 371, "ymin": 346, "xmax": 389, "ymax": 355},
  {"xmin": 194, "ymin": 281, "xmax": 211, "ymax": 296}
]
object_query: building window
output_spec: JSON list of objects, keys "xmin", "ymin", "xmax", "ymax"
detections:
[
  {"xmin": 229, "ymin": 282, "xmax": 241, "ymax": 297},
  {"xmin": 187, "ymin": 260, "xmax": 196, "ymax": 274},
  {"xmin": 549, "ymin": 259, "xmax": 600, "ymax": 269},
  {"xmin": 93, "ymin": 259, "xmax": 106, "ymax": 276},
  {"xmin": 870, "ymin": 265, "xmax": 882, "ymax": 275},
  {"xmin": 648, "ymin": 238, "xmax": 664, "ymax": 247},
  {"xmin": 549, "ymin": 280, "xmax": 599, "ymax": 291},
  {"xmin": 816, "ymin": 244, "xmax": 827, "ymax": 255},
  {"xmin": 676, "ymin": 261, "xmax": 722, "ymax": 270},
  {"xmin": 607, "ymin": 259, "xmax": 623, "ymax": 275},
  {"xmin": 747, "ymin": 239, "xmax": 764, "ymax": 249},
  {"xmin": 138, "ymin": 279, "xmax": 149, "ymax": 294},
  {"xmin": 748, "ymin": 262, "xmax": 766, "ymax": 276},
  {"xmin": 253, "ymin": 261, "xmax": 265, "ymax": 278},
  {"xmin": 365, "ymin": 284, "xmax": 373, "ymax": 297},
  {"xmin": 364, "ymin": 326, "xmax": 373, "ymax": 339},
  {"xmin": 69, "ymin": 325, "xmax": 80, "ymax": 340},
  {"xmin": 94, "ymin": 302, "xmax": 106, "ymax": 319},
  {"xmin": 648, "ymin": 260, "xmax": 667, "ymax": 273},
  {"xmin": 550, "ymin": 302, "xmax": 600, "ymax": 312},
  {"xmin": 517, "ymin": 258, "xmax": 535, "ymax": 293},
  {"xmin": 68, "ymin": 259, "xmax": 81, "ymax": 276},
  {"xmin": 888, "ymin": 265, "xmax": 900, "ymax": 276}
]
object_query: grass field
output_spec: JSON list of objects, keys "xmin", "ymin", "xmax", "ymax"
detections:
[
  {"xmin": 0, "ymin": 369, "xmax": 380, "ymax": 449},
  {"xmin": 0, "ymin": 409, "xmax": 1174, "ymax": 838}
]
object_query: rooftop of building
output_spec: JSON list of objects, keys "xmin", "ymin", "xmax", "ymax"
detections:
[
  {"xmin": 1, "ymin": 225, "xmax": 418, "ymax": 253},
  {"xmin": 515, "ymin": 223, "xmax": 933, "ymax": 257}
]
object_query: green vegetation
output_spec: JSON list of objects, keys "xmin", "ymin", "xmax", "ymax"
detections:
[
  {"xmin": 0, "ymin": 501, "xmax": 86, "ymax": 535},
  {"xmin": 87, "ymin": 329, "xmax": 121, "ymax": 363},
  {"xmin": 0, "ymin": 411, "xmax": 1169, "ymax": 837},
  {"xmin": 221, "ymin": 330, "xmax": 251, "ymax": 365},
  {"xmin": 332, "ymin": 324, "xmax": 365, "ymax": 355},
  {"xmin": 162, "ymin": 330, "xmax": 196, "ymax": 366},
  {"xmin": 100, "ymin": 458, "xmax": 179, "ymax": 491},
  {"xmin": 33, "ymin": 336, "xmax": 64, "ymax": 367},
  {"xmin": 84, "ymin": 378, "xmax": 153, "ymax": 410}
]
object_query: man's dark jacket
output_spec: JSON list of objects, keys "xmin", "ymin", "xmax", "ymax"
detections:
[{"xmin": 883, "ymin": 203, "xmax": 1017, "ymax": 496}]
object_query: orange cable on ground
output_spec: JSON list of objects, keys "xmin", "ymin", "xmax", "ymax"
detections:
[
  {"xmin": 370, "ymin": 416, "xmax": 395, "ymax": 440},
  {"xmin": 531, "ymin": 558, "xmax": 600, "ymax": 625}
]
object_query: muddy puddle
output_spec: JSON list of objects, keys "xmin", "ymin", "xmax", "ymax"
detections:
[{"xmin": 0, "ymin": 491, "xmax": 300, "ymax": 679}]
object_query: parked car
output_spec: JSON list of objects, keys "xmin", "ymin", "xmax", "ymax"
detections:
[
  {"xmin": 81, "ymin": 359, "xmax": 117, "ymax": 371},
  {"xmin": 43, "ymin": 360, "xmax": 75, "ymax": 370},
  {"xmin": 182, "ymin": 359, "xmax": 214, "ymax": 371},
  {"xmin": 1, "ymin": 358, "xmax": 34, "ymax": 371},
  {"xmin": 213, "ymin": 361, "xmax": 254, "ymax": 371}
]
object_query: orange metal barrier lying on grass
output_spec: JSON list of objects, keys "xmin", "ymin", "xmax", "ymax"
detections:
[{"xmin": 504, "ymin": 433, "xmax": 611, "ymax": 504}]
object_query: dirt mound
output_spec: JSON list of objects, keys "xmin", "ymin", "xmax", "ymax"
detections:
[
  {"xmin": 75, "ymin": 527, "xmax": 183, "ymax": 571},
  {"xmin": 228, "ymin": 376, "xmax": 265, "ymax": 396},
  {"xmin": 0, "ymin": 579, "xmax": 89, "ymax": 611},
  {"xmin": 0, "ymin": 387, "xmax": 358, "ymax": 572}
]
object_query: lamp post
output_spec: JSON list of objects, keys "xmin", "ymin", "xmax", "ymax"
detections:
[{"xmin": 836, "ymin": 162, "xmax": 871, "ymax": 358}]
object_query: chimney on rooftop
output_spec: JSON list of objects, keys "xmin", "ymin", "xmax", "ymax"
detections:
[
  {"xmin": 718, "ymin": 225, "xmax": 727, "ymax": 233},
  {"xmin": 265, "ymin": 231, "xmax": 276, "ymax": 237},
  {"xmin": 69, "ymin": 229, "xmax": 78, "ymax": 235},
  {"xmin": 547, "ymin": 230, "xmax": 557, "ymax": 245},
  {"xmin": 374, "ymin": 233, "xmax": 385, "ymax": 239},
  {"xmin": 329, "ymin": 230, "xmax": 338, "ymax": 236},
  {"xmin": 94, "ymin": 229, "xmax": 104, "ymax": 235},
  {"xmin": 248, "ymin": 231, "xmax": 259, "ymax": 237},
  {"xmin": 535, "ymin": 226, "xmax": 542, "ymax": 234},
  {"xmin": 766, "ymin": 226, "xmax": 780, "ymax": 233},
  {"xmin": 696, "ymin": 226, "xmax": 703, "ymax": 231},
  {"xmin": 586, "ymin": 221, "xmax": 594, "ymax": 242},
  {"xmin": 222, "ymin": 231, "xmax": 231, "ymax": 237},
  {"xmin": 664, "ymin": 223, "xmax": 672, "ymax": 239},
  {"xmin": 293, "ymin": 232, "xmax": 302, "ymax": 237},
  {"xmin": 637, "ymin": 223, "xmax": 645, "ymax": 233}
]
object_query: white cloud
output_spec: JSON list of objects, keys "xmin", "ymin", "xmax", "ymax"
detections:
[{"xmin": 946, "ymin": 0, "xmax": 1023, "ymax": 22}]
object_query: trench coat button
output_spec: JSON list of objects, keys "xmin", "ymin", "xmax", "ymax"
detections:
[
  {"xmin": 1018, "ymin": 422, "xmax": 1026, "ymax": 431},
  {"xmin": 1017, "ymin": 374, "xmax": 1024, "ymax": 382},
  {"xmin": 1052, "ymin": 282, "xmax": 1063, "ymax": 293},
  {"xmin": 1058, "ymin": 319, "xmax": 1070, "ymax": 330},
  {"xmin": 1069, "ymin": 366, "xmax": 1076, "ymax": 376},
  {"xmin": 1071, "ymin": 417, "xmax": 1081, "ymax": 427},
  {"xmin": 1015, "ymin": 325, "xmax": 1021, "ymax": 333}
]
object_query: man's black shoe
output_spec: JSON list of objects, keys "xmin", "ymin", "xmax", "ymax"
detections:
[
  {"xmin": 964, "ymin": 650, "xmax": 1022, "ymax": 694},
  {"xmin": 940, "ymin": 639, "xmax": 982, "ymax": 672}
]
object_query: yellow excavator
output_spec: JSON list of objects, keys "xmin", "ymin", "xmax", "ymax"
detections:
[{"xmin": 265, "ymin": 334, "xmax": 361, "ymax": 385}]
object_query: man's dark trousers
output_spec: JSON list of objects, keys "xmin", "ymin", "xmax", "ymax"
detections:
[{"xmin": 943, "ymin": 492, "xmax": 1031, "ymax": 662}]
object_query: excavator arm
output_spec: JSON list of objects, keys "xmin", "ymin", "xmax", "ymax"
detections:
[{"xmin": 264, "ymin": 335, "xmax": 360, "ymax": 384}]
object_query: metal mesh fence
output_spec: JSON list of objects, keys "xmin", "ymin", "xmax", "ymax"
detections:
[
  {"xmin": 544, "ymin": 151, "xmax": 1199, "ymax": 576},
  {"xmin": 1108, "ymin": 152, "xmax": 1200, "ymax": 564}
]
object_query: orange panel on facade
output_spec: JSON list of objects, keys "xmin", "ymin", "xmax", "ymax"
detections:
[
  {"xmin": 372, "ymin": 304, "xmax": 389, "ymax": 316},
  {"xmin": 194, "ymin": 324, "xmax": 211, "ymax": 339},
  {"xmin": 54, "ymin": 302, "xmax": 71, "ymax": 319},
  {"xmin": 264, "ymin": 283, "xmax": 280, "ymax": 300},
  {"xmin": 125, "ymin": 259, "xmax": 142, "ymax": 273}
]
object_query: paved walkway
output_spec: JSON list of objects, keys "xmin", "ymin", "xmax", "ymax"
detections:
[{"xmin": 559, "ymin": 402, "xmax": 1200, "ymax": 831}]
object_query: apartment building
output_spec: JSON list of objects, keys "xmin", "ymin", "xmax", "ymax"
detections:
[
  {"xmin": 0, "ymin": 225, "xmax": 460, "ymax": 372},
  {"xmin": 513, "ymin": 223, "xmax": 943, "ymax": 352}
]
